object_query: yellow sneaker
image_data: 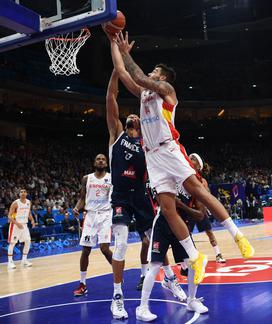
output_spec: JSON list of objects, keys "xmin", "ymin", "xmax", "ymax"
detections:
[
  {"xmin": 190, "ymin": 253, "xmax": 208, "ymax": 285},
  {"xmin": 235, "ymin": 233, "xmax": 255, "ymax": 258}
]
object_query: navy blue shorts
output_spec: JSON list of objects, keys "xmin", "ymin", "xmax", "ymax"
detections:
[
  {"xmin": 111, "ymin": 187, "xmax": 155, "ymax": 234},
  {"xmin": 190, "ymin": 215, "xmax": 212, "ymax": 233},
  {"xmin": 150, "ymin": 213, "xmax": 190, "ymax": 264}
]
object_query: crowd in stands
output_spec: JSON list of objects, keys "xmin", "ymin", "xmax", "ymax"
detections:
[{"xmin": 1, "ymin": 115, "xmax": 271, "ymax": 223}]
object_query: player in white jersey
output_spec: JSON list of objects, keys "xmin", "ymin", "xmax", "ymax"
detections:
[
  {"xmin": 110, "ymin": 31, "xmax": 254, "ymax": 292},
  {"xmin": 7, "ymin": 188, "xmax": 35, "ymax": 269},
  {"xmin": 73, "ymin": 154, "xmax": 113, "ymax": 296}
]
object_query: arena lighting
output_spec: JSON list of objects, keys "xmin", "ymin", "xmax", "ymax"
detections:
[
  {"xmin": 82, "ymin": 119, "xmax": 85, "ymax": 122},
  {"xmin": 252, "ymin": 84, "xmax": 257, "ymax": 88},
  {"xmin": 77, "ymin": 134, "xmax": 83, "ymax": 137},
  {"xmin": 189, "ymin": 86, "xmax": 193, "ymax": 89},
  {"xmin": 218, "ymin": 109, "xmax": 225, "ymax": 117},
  {"xmin": 259, "ymin": 134, "xmax": 263, "ymax": 138},
  {"xmin": 198, "ymin": 136, "xmax": 205, "ymax": 140},
  {"xmin": 20, "ymin": 111, "xmax": 23, "ymax": 114}
]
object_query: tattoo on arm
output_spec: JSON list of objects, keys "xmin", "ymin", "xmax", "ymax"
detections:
[{"xmin": 122, "ymin": 53, "xmax": 173, "ymax": 96}]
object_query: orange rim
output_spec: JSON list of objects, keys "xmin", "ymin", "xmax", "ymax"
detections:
[{"xmin": 47, "ymin": 28, "xmax": 91, "ymax": 42}]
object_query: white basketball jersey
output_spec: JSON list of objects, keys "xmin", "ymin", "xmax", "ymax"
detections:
[
  {"xmin": 140, "ymin": 90, "xmax": 179, "ymax": 149},
  {"xmin": 85, "ymin": 173, "xmax": 112, "ymax": 211},
  {"xmin": 15, "ymin": 199, "xmax": 31, "ymax": 224}
]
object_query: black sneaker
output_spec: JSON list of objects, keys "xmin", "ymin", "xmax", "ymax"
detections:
[
  {"xmin": 74, "ymin": 282, "xmax": 88, "ymax": 296},
  {"xmin": 180, "ymin": 268, "xmax": 188, "ymax": 277},
  {"xmin": 136, "ymin": 276, "xmax": 145, "ymax": 291}
]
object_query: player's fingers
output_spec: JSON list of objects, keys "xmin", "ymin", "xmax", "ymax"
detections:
[
  {"xmin": 125, "ymin": 31, "xmax": 129, "ymax": 43},
  {"xmin": 129, "ymin": 40, "xmax": 135, "ymax": 49},
  {"xmin": 120, "ymin": 31, "xmax": 125, "ymax": 42}
]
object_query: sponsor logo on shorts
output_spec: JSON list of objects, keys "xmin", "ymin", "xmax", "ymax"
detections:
[
  {"xmin": 84, "ymin": 235, "xmax": 90, "ymax": 242},
  {"xmin": 152, "ymin": 241, "xmax": 160, "ymax": 253},
  {"xmin": 115, "ymin": 207, "xmax": 123, "ymax": 217}
]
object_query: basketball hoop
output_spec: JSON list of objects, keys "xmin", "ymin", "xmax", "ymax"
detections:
[{"xmin": 45, "ymin": 28, "xmax": 91, "ymax": 76}]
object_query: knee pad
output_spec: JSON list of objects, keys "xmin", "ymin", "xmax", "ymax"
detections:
[{"xmin": 112, "ymin": 224, "xmax": 128, "ymax": 261}]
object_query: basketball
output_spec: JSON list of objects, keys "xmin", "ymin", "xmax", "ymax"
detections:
[{"xmin": 104, "ymin": 10, "xmax": 126, "ymax": 35}]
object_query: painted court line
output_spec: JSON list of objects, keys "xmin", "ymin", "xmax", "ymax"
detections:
[{"xmin": 0, "ymin": 298, "xmax": 199, "ymax": 324}]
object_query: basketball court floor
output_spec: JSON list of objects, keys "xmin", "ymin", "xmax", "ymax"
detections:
[{"xmin": 1, "ymin": 223, "xmax": 271, "ymax": 323}]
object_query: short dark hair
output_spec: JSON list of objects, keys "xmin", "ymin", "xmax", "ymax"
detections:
[{"xmin": 156, "ymin": 63, "xmax": 176, "ymax": 85}]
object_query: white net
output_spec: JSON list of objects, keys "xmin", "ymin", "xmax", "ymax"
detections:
[{"xmin": 45, "ymin": 28, "xmax": 91, "ymax": 76}]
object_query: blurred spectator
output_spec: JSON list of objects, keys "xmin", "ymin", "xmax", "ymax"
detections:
[
  {"xmin": 42, "ymin": 207, "xmax": 55, "ymax": 226},
  {"xmin": 62, "ymin": 212, "xmax": 78, "ymax": 234}
]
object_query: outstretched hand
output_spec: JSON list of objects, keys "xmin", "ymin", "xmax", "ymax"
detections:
[{"xmin": 115, "ymin": 31, "xmax": 135, "ymax": 54}]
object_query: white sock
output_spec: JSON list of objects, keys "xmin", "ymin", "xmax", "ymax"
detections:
[
  {"xmin": 162, "ymin": 265, "xmax": 174, "ymax": 279},
  {"xmin": 180, "ymin": 261, "xmax": 188, "ymax": 270},
  {"xmin": 141, "ymin": 262, "xmax": 162, "ymax": 307},
  {"xmin": 221, "ymin": 217, "xmax": 242, "ymax": 239},
  {"xmin": 141, "ymin": 263, "xmax": 149, "ymax": 277},
  {"xmin": 23, "ymin": 241, "xmax": 30, "ymax": 259},
  {"xmin": 186, "ymin": 258, "xmax": 198, "ymax": 299},
  {"xmin": 22, "ymin": 254, "xmax": 27, "ymax": 261},
  {"xmin": 8, "ymin": 243, "xmax": 15, "ymax": 262},
  {"xmin": 113, "ymin": 282, "xmax": 122, "ymax": 297},
  {"xmin": 180, "ymin": 236, "xmax": 199, "ymax": 261},
  {"xmin": 213, "ymin": 245, "xmax": 220, "ymax": 256},
  {"xmin": 80, "ymin": 271, "xmax": 87, "ymax": 285}
]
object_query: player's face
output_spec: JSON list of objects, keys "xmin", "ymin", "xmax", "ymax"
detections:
[
  {"xmin": 190, "ymin": 157, "xmax": 201, "ymax": 171},
  {"xmin": 148, "ymin": 67, "xmax": 164, "ymax": 81},
  {"xmin": 19, "ymin": 189, "xmax": 27, "ymax": 199},
  {"xmin": 94, "ymin": 154, "xmax": 107, "ymax": 170},
  {"xmin": 126, "ymin": 114, "xmax": 140, "ymax": 130}
]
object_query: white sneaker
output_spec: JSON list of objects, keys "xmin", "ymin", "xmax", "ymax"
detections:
[
  {"xmin": 111, "ymin": 294, "xmax": 128, "ymax": 320},
  {"xmin": 187, "ymin": 297, "xmax": 209, "ymax": 314},
  {"xmin": 21, "ymin": 260, "xmax": 32, "ymax": 267},
  {"xmin": 136, "ymin": 305, "xmax": 157, "ymax": 322},
  {"xmin": 216, "ymin": 254, "xmax": 226, "ymax": 263},
  {"xmin": 161, "ymin": 275, "xmax": 187, "ymax": 301},
  {"xmin": 7, "ymin": 261, "xmax": 16, "ymax": 270}
]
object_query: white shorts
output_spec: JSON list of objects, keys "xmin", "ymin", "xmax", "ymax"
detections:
[
  {"xmin": 8, "ymin": 223, "xmax": 31, "ymax": 243},
  {"xmin": 80, "ymin": 210, "xmax": 112, "ymax": 247},
  {"xmin": 146, "ymin": 140, "xmax": 196, "ymax": 195}
]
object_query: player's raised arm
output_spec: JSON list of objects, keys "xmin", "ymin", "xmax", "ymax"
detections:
[
  {"xmin": 115, "ymin": 32, "xmax": 175, "ymax": 98},
  {"xmin": 106, "ymin": 69, "xmax": 123, "ymax": 145}
]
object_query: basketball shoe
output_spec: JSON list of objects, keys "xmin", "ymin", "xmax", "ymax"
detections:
[
  {"xmin": 136, "ymin": 305, "xmax": 157, "ymax": 322},
  {"xmin": 111, "ymin": 294, "xmax": 128, "ymax": 320},
  {"xmin": 74, "ymin": 283, "xmax": 88, "ymax": 296},
  {"xmin": 216, "ymin": 253, "xmax": 226, "ymax": 263},
  {"xmin": 161, "ymin": 275, "xmax": 187, "ymax": 301},
  {"xmin": 7, "ymin": 261, "xmax": 16, "ymax": 270},
  {"xmin": 187, "ymin": 297, "xmax": 208, "ymax": 314},
  {"xmin": 21, "ymin": 260, "xmax": 32, "ymax": 267},
  {"xmin": 190, "ymin": 252, "xmax": 208, "ymax": 285},
  {"xmin": 235, "ymin": 233, "xmax": 255, "ymax": 258}
]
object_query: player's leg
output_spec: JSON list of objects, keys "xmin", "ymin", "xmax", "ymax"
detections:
[
  {"xmin": 184, "ymin": 175, "xmax": 254, "ymax": 258},
  {"xmin": 205, "ymin": 230, "xmax": 226, "ymax": 263},
  {"xmin": 111, "ymin": 223, "xmax": 129, "ymax": 319},
  {"xmin": 7, "ymin": 242, "xmax": 16, "ymax": 269},
  {"xmin": 99, "ymin": 243, "xmax": 112, "ymax": 264},
  {"xmin": 136, "ymin": 233, "xmax": 149, "ymax": 291},
  {"xmin": 136, "ymin": 262, "xmax": 161, "ymax": 322},
  {"xmin": 74, "ymin": 213, "xmax": 95, "ymax": 296},
  {"xmin": 20, "ymin": 225, "xmax": 32, "ymax": 267},
  {"xmin": 74, "ymin": 246, "xmax": 91, "ymax": 296},
  {"xmin": 21, "ymin": 240, "xmax": 32, "ymax": 267},
  {"xmin": 97, "ymin": 213, "xmax": 113, "ymax": 264},
  {"xmin": 7, "ymin": 223, "xmax": 17, "ymax": 269},
  {"xmin": 157, "ymin": 193, "xmax": 207, "ymax": 284},
  {"xmin": 136, "ymin": 215, "xmax": 167, "ymax": 322}
]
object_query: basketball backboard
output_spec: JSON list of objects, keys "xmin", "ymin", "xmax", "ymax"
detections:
[{"xmin": 0, "ymin": 0, "xmax": 117, "ymax": 52}]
